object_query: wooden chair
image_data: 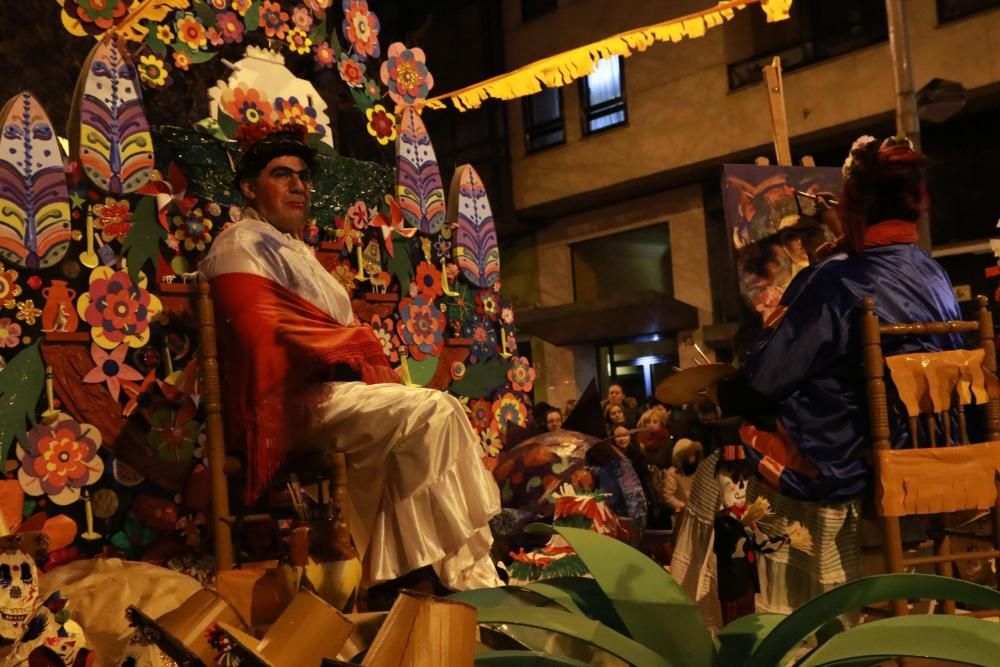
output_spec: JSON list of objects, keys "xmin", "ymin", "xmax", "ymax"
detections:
[{"xmin": 862, "ymin": 294, "xmax": 1000, "ymax": 617}]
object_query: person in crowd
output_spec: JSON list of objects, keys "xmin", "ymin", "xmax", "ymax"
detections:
[
  {"xmin": 564, "ymin": 398, "xmax": 577, "ymax": 416},
  {"xmin": 545, "ymin": 408, "xmax": 564, "ymax": 432},
  {"xmin": 662, "ymin": 438, "xmax": 703, "ymax": 526},
  {"xmin": 602, "ymin": 383, "xmax": 637, "ymax": 427},
  {"xmin": 604, "ymin": 403, "xmax": 628, "ymax": 435}
]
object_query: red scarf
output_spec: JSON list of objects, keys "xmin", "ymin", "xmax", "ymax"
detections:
[
  {"xmin": 211, "ymin": 272, "xmax": 399, "ymax": 503},
  {"xmin": 863, "ymin": 219, "xmax": 918, "ymax": 248}
]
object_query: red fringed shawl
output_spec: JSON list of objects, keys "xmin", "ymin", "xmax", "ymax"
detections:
[{"xmin": 210, "ymin": 272, "xmax": 399, "ymax": 503}]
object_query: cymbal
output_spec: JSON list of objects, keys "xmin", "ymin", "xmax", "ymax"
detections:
[{"xmin": 655, "ymin": 363, "xmax": 737, "ymax": 406}]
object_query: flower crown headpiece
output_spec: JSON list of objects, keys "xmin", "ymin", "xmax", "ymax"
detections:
[
  {"xmin": 235, "ymin": 120, "xmax": 309, "ymax": 151},
  {"xmin": 842, "ymin": 134, "xmax": 916, "ymax": 179}
]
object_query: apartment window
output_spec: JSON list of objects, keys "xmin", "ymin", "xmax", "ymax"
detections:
[
  {"xmin": 938, "ymin": 0, "xmax": 1000, "ymax": 22},
  {"xmin": 524, "ymin": 88, "xmax": 565, "ymax": 153},
  {"xmin": 728, "ymin": 0, "xmax": 888, "ymax": 90},
  {"xmin": 522, "ymin": 0, "xmax": 557, "ymax": 22},
  {"xmin": 572, "ymin": 224, "xmax": 671, "ymax": 302},
  {"xmin": 580, "ymin": 56, "xmax": 627, "ymax": 135}
]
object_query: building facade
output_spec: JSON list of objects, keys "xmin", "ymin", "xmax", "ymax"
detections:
[{"xmin": 496, "ymin": 0, "xmax": 1000, "ymax": 409}]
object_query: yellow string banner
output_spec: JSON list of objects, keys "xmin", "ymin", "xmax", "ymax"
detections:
[{"xmin": 424, "ymin": 0, "xmax": 793, "ymax": 112}]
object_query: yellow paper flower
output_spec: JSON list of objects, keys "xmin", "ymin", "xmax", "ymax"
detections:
[
  {"xmin": 156, "ymin": 24, "xmax": 175, "ymax": 44},
  {"xmin": 76, "ymin": 267, "xmax": 162, "ymax": 350},
  {"xmin": 15, "ymin": 300, "xmax": 41, "ymax": 326},
  {"xmin": 365, "ymin": 104, "xmax": 398, "ymax": 146},
  {"xmin": 286, "ymin": 27, "xmax": 312, "ymax": 55},
  {"xmin": 138, "ymin": 54, "xmax": 169, "ymax": 88},
  {"xmin": 176, "ymin": 14, "xmax": 208, "ymax": 50}
]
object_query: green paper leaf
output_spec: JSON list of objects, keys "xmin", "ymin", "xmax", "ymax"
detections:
[
  {"xmin": 522, "ymin": 578, "xmax": 631, "ymax": 637},
  {"xmin": 795, "ymin": 614, "xmax": 1000, "ymax": 667},
  {"xmin": 145, "ymin": 22, "xmax": 167, "ymax": 56},
  {"xmin": 123, "ymin": 197, "xmax": 167, "ymax": 284},
  {"xmin": 476, "ymin": 607, "xmax": 674, "ymax": 667},
  {"xmin": 387, "ymin": 245, "xmax": 413, "ymax": 291},
  {"xmin": 475, "ymin": 651, "xmax": 590, "ymax": 666},
  {"xmin": 349, "ymin": 86, "xmax": 376, "ymax": 112},
  {"xmin": 747, "ymin": 573, "xmax": 1000, "ymax": 667},
  {"xmin": 308, "ymin": 12, "xmax": 328, "ymax": 46},
  {"xmin": 716, "ymin": 613, "xmax": 786, "ymax": 667},
  {"xmin": 0, "ymin": 341, "xmax": 44, "ymax": 465},
  {"xmin": 172, "ymin": 42, "xmax": 219, "ymax": 64},
  {"xmin": 216, "ymin": 112, "xmax": 239, "ymax": 140},
  {"xmin": 244, "ymin": 1, "xmax": 260, "ymax": 31},
  {"xmin": 408, "ymin": 356, "xmax": 438, "ymax": 386},
  {"xmin": 448, "ymin": 357, "xmax": 509, "ymax": 397},
  {"xmin": 450, "ymin": 586, "xmax": 554, "ymax": 610},
  {"xmin": 192, "ymin": 1, "xmax": 217, "ymax": 27},
  {"xmin": 548, "ymin": 526, "xmax": 717, "ymax": 667}
]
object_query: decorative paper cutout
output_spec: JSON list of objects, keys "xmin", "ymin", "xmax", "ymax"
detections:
[
  {"xmin": 396, "ymin": 107, "xmax": 446, "ymax": 235},
  {"xmin": 449, "ymin": 164, "xmax": 500, "ymax": 289},
  {"xmin": 17, "ymin": 412, "xmax": 104, "ymax": 506},
  {"xmin": 0, "ymin": 92, "xmax": 72, "ymax": 270}
]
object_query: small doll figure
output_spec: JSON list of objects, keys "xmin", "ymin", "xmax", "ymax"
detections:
[
  {"xmin": 712, "ymin": 444, "xmax": 811, "ymax": 625},
  {"xmin": 302, "ymin": 219, "xmax": 321, "ymax": 247}
]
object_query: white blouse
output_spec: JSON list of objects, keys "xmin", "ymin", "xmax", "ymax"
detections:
[{"xmin": 199, "ymin": 213, "xmax": 354, "ymax": 325}]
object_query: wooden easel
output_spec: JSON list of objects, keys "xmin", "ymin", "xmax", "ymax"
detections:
[{"xmin": 755, "ymin": 57, "xmax": 814, "ymax": 169}]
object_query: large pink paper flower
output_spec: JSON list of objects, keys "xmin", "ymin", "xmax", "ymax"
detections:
[
  {"xmin": 380, "ymin": 42, "xmax": 434, "ymax": 106},
  {"xmin": 507, "ymin": 356, "xmax": 536, "ymax": 393},
  {"xmin": 83, "ymin": 343, "xmax": 143, "ymax": 400},
  {"xmin": 18, "ymin": 413, "xmax": 104, "ymax": 506}
]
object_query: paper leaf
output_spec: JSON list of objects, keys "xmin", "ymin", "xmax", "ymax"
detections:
[
  {"xmin": 144, "ymin": 22, "xmax": 167, "ymax": 56},
  {"xmin": 0, "ymin": 341, "xmax": 44, "ymax": 465},
  {"xmin": 547, "ymin": 526, "xmax": 716, "ymax": 666},
  {"xmin": 244, "ymin": 1, "xmax": 261, "ymax": 31},
  {"xmin": 308, "ymin": 11, "xmax": 328, "ymax": 46},
  {"xmin": 408, "ymin": 356, "xmax": 438, "ymax": 386},
  {"xmin": 796, "ymin": 614, "xmax": 1000, "ymax": 667},
  {"xmin": 475, "ymin": 607, "xmax": 672, "ymax": 667},
  {"xmin": 387, "ymin": 244, "xmax": 414, "ymax": 291},
  {"xmin": 114, "ymin": 0, "xmax": 193, "ymax": 43},
  {"xmin": 216, "ymin": 112, "xmax": 239, "ymax": 140},
  {"xmin": 748, "ymin": 573, "xmax": 1000, "ymax": 667},
  {"xmin": 122, "ymin": 196, "xmax": 167, "ymax": 284},
  {"xmin": 448, "ymin": 357, "xmax": 508, "ymax": 397},
  {"xmin": 172, "ymin": 42, "xmax": 219, "ymax": 65},
  {"xmin": 523, "ymin": 578, "xmax": 631, "ymax": 638},
  {"xmin": 193, "ymin": 0, "xmax": 217, "ymax": 26}
]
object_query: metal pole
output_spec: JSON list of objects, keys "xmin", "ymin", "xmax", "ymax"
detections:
[{"xmin": 886, "ymin": 0, "xmax": 931, "ymax": 251}]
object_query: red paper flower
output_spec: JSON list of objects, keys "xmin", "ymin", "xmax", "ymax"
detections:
[
  {"xmin": 216, "ymin": 11, "xmax": 244, "ymax": 43},
  {"xmin": 337, "ymin": 53, "xmax": 365, "ymax": 86},
  {"xmin": 342, "ymin": 0, "xmax": 381, "ymax": 59},
  {"xmin": 17, "ymin": 413, "xmax": 104, "ymax": 505},
  {"xmin": 414, "ymin": 261, "xmax": 442, "ymax": 299},
  {"xmin": 468, "ymin": 397, "xmax": 493, "ymax": 431},
  {"xmin": 260, "ymin": 0, "xmax": 290, "ymax": 39},
  {"xmin": 223, "ymin": 85, "xmax": 274, "ymax": 126},
  {"xmin": 314, "ymin": 41, "xmax": 336, "ymax": 69},
  {"xmin": 397, "ymin": 294, "xmax": 445, "ymax": 361},
  {"xmin": 365, "ymin": 104, "xmax": 397, "ymax": 145}
]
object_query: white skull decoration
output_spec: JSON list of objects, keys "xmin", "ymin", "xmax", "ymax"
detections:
[{"xmin": 0, "ymin": 549, "xmax": 39, "ymax": 641}]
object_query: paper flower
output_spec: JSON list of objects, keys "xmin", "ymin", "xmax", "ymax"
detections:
[
  {"xmin": 493, "ymin": 392, "xmax": 528, "ymax": 433},
  {"xmin": 138, "ymin": 54, "xmax": 170, "ymax": 88},
  {"xmin": 172, "ymin": 207, "xmax": 214, "ymax": 252},
  {"xmin": 507, "ymin": 356, "xmax": 536, "ymax": 393},
  {"xmin": 361, "ymin": 77, "xmax": 381, "ymax": 104},
  {"xmin": 0, "ymin": 262, "xmax": 22, "ymax": 308},
  {"xmin": 149, "ymin": 405, "xmax": 201, "ymax": 463},
  {"xmin": 464, "ymin": 315, "xmax": 498, "ymax": 362},
  {"xmin": 274, "ymin": 96, "xmax": 324, "ymax": 135},
  {"xmin": 77, "ymin": 267, "xmax": 162, "ymax": 349},
  {"xmin": 305, "ymin": 0, "xmax": 333, "ymax": 14},
  {"xmin": 333, "ymin": 215, "xmax": 363, "ymax": 252},
  {"xmin": 286, "ymin": 27, "xmax": 312, "ymax": 55},
  {"xmin": 433, "ymin": 238, "xmax": 451, "ymax": 261},
  {"xmin": 15, "ymin": 300, "xmax": 41, "ymax": 325},
  {"xmin": 0, "ymin": 318, "xmax": 20, "ymax": 348},
  {"xmin": 173, "ymin": 51, "xmax": 191, "ymax": 71},
  {"xmin": 370, "ymin": 314, "xmax": 400, "ymax": 363},
  {"xmin": 480, "ymin": 425, "xmax": 503, "ymax": 458},
  {"xmin": 83, "ymin": 343, "xmax": 143, "ymax": 400},
  {"xmin": 338, "ymin": 53, "xmax": 365, "ymax": 86},
  {"xmin": 216, "ymin": 11, "xmax": 244, "ymax": 43},
  {"xmin": 397, "ymin": 294, "xmax": 445, "ymax": 361},
  {"xmin": 475, "ymin": 290, "xmax": 499, "ymax": 320},
  {"xmin": 93, "ymin": 197, "xmax": 133, "ymax": 242},
  {"xmin": 345, "ymin": 200, "xmax": 371, "ymax": 230},
  {"xmin": 61, "ymin": 0, "xmax": 129, "ymax": 36},
  {"xmin": 468, "ymin": 397, "xmax": 493, "ymax": 431},
  {"xmin": 231, "ymin": 0, "xmax": 252, "ymax": 15},
  {"xmin": 260, "ymin": 0, "xmax": 290, "ymax": 40},
  {"xmin": 110, "ymin": 512, "xmax": 157, "ymax": 560},
  {"xmin": 175, "ymin": 12, "xmax": 208, "ymax": 50},
  {"xmin": 292, "ymin": 5, "xmax": 313, "ymax": 30},
  {"xmin": 414, "ymin": 261, "xmax": 442, "ymax": 299},
  {"xmin": 501, "ymin": 305, "xmax": 515, "ymax": 325},
  {"xmin": 380, "ymin": 42, "xmax": 434, "ymax": 106},
  {"xmin": 17, "ymin": 413, "xmax": 104, "ymax": 506},
  {"xmin": 156, "ymin": 25, "xmax": 175, "ymax": 44},
  {"xmin": 365, "ymin": 104, "xmax": 397, "ymax": 145},
  {"xmin": 207, "ymin": 26, "xmax": 224, "ymax": 46},
  {"xmin": 342, "ymin": 0, "xmax": 381, "ymax": 59},
  {"xmin": 315, "ymin": 41, "xmax": 336, "ymax": 69},
  {"xmin": 221, "ymin": 84, "xmax": 273, "ymax": 125}
]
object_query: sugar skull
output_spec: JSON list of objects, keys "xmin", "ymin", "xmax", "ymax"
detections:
[{"xmin": 0, "ymin": 549, "xmax": 39, "ymax": 641}]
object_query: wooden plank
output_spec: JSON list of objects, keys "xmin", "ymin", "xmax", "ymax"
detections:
[{"xmin": 762, "ymin": 56, "xmax": 793, "ymax": 166}]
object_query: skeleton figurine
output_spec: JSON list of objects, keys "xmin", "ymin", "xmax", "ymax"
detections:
[{"xmin": 0, "ymin": 549, "xmax": 40, "ymax": 644}]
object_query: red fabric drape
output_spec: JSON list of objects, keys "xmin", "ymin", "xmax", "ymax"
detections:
[{"xmin": 210, "ymin": 272, "xmax": 399, "ymax": 502}]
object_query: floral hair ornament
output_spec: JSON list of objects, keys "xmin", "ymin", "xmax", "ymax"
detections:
[
  {"xmin": 235, "ymin": 120, "xmax": 310, "ymax": 150},
  {"xmin": 841, "ymin": 134, "xmax": 878, "ymax": 178}
]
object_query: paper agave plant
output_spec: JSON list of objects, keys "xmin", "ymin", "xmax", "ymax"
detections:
[{"xmin": 454, "ymin": 525, "xmax": 1000, "ymax": 667}]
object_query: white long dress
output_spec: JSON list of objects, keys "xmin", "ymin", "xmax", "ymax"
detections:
[{"xmin": 200, "ymin": 214, "xmax": 502, "ymax": 590}]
